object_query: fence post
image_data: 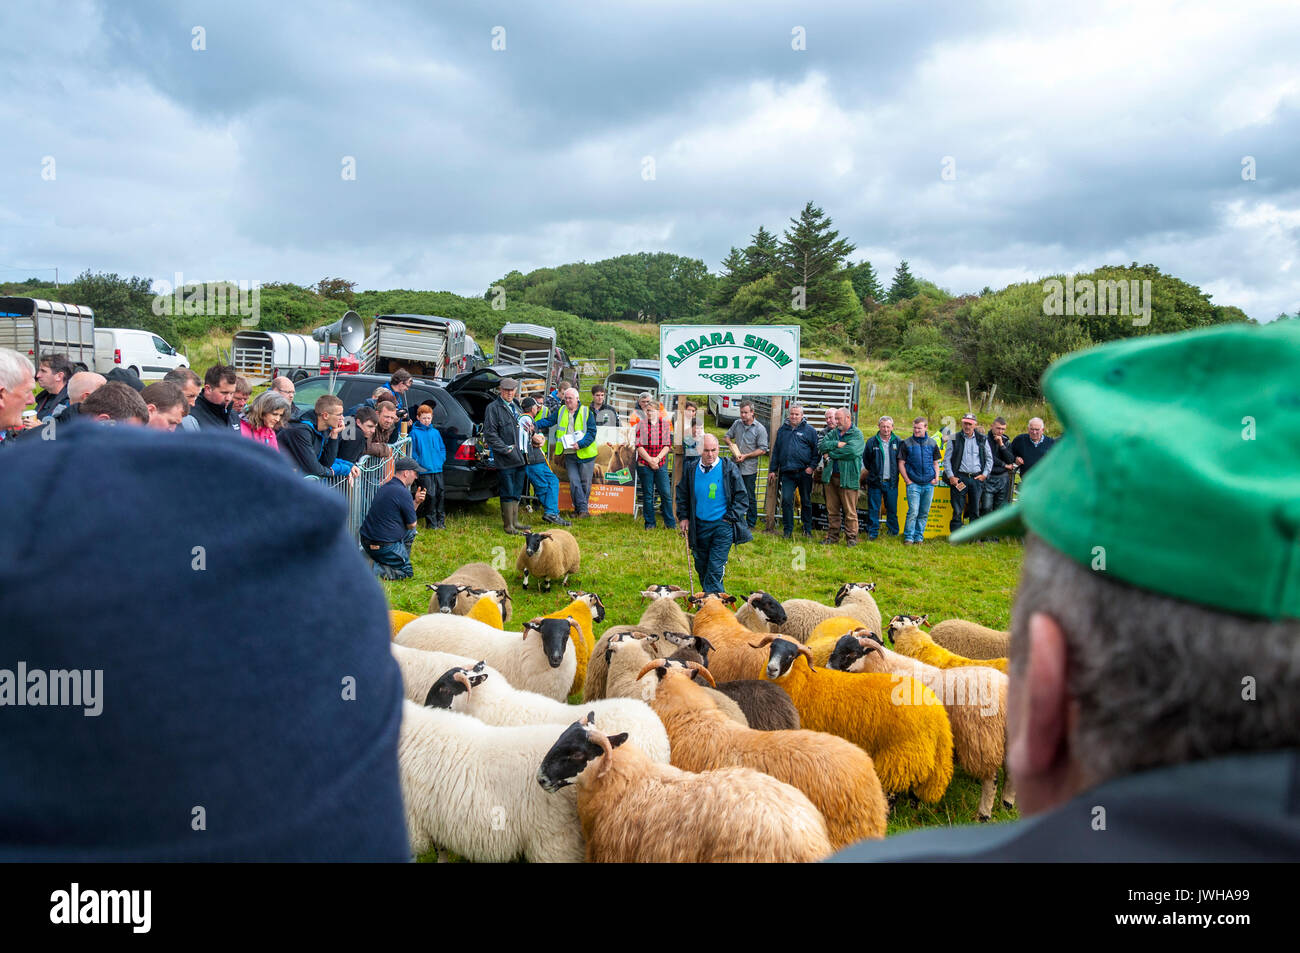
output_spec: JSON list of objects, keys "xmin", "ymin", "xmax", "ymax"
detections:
[
  {"xmin": 609, "ymin": 347, "xmax": 616, "ymax": 373},
  {"xmin": 965, "ymin": 381, "xmax": 972, "ymax": 413},
  {"xmin": 987, "ymin": 383, "xmax": 997, "ymax": 412},
  {"xmin": 868, "ymin": 381, "xmax": 876, "ymax": 405},
  {"xmin": 764, "ymin": 395, "xmax": 782, "ymax": 531},
  {"xmin": 907, "ymin": 381, "xmax": 914, "ymax": 410}
]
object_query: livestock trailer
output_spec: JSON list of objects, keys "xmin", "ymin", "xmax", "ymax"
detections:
[
  {"xmin": 492, "ymin": 323, "xmax": 577, "ymax": 402},
  {"xmin": 778, "ymin": 361, "xmax": 860, "ymax": 430},
  {"xmin": 231, "ymin": 331, "xmax": 322, "ymax": 384},
  {"xmin": 0, "ymin": 297, "xmax": 96, "ymax": 371},
  {"xmin": 604, "ymin": 360, "xmax": 674, "ymax": 422},
  {"xmin": 361, "ymin": 314, "xmax": 468, "ymax": 380},
  {"xmin": 708, "ymin": 360, "xmax": 859, "ymax": 431}
]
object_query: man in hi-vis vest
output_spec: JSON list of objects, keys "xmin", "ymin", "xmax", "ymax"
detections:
[{"xmin": 535, "ymin": 386, "xmax": 598, "ymax": 518}]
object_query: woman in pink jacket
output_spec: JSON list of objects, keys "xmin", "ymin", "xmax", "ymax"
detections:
[{"xmin": 240, "ymin": 391, "xmax": 290, "ymax": 450}]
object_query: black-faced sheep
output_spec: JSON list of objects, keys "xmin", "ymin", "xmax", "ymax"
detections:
[
  {"xmin": 395, "ymin": 614, "xmax": 578, "ymax": 701},
  {"xmin": 516, "ymin": 530, "xmax": 580, "ymax": 592},
  {"xmin": 688, "ymin": 592, "xmax": 788, "ymax": 682},
  {"xmin": 426, "ymin": 562, "xmax": 513, "ymax": 620},
  {"xmin": 756, "ymin": 634, "xmax": 955, "ymax": 803},
  {"xmin": 828, "ymin": 630, "xmax": 1015, "ymax": 820},
  {"xmin": 536, "ymin": 713, "xmax": 833, "ymax": 862}
]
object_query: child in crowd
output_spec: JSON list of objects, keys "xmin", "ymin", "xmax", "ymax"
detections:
[{"xmin": 409, "ymin": 403, "xmax": 446, "ymax": 529}]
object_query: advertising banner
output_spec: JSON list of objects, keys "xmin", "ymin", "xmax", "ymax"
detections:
[
  {"xmin": 660, "ymin": 325, "xmax": 800, "ymax": 396},
  {"xmin": 542, "ymin": 423, "xmax": 639, "ymax": 515}
]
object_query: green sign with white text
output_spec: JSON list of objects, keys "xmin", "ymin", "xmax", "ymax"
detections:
[{"xmin": 659, "ymin": 325, "xmax": 801, "ymax": 396}]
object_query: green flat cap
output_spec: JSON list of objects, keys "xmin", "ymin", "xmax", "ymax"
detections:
[{"xmin": 952, "ymin": 319, "xmax": 1300, "ymax": 620}]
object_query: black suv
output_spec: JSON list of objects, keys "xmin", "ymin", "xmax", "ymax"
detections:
[{"xmin": 290, "ymin": 367, "xmax": 523, "ymax": 502}]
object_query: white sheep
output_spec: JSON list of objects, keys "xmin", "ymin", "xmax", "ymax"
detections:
[
  {"xmin": 516, "ymin": 530, "xmax": 581, "ymax": 592},
  {"xmin": 395, "ymin": 613, "xmax": 577, "ymax": 702},
  {"xmin": 390, "ymin": 643, "xmax": 671, "ymax": 764},
  {"xmin": 399, "ymin": 700, "xmax": 584, "ymax": 862}
]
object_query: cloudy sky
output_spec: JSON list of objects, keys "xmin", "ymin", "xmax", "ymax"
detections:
[{"xmin": 4, "ymin": 0, "xmax": 1299, "ymax": 319}]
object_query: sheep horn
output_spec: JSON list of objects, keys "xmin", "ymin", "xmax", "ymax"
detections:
[
  {"xmin": 635, "ymin": 659, "xmax": 667, "ymax": 681},
  {"xmin": 798, "ymin": 643, "xmax": 816, "ymax": 669},
  {"xmin": 589, "ymin": 726, "xmax": 615, "ymax": 779},
  {"xmin": 748, "ymin": 634, "xmax": 777, "ymax": 649},
  {"xmin": 629, "ymin": 629, "xmax": 653, "ymax": 640},
  {"xmin": 452, "ymin": 670, "xmax": 473, "ymax": 694},
  {"xmin": 684, "ymin": 662, "xmax": 716, "ymax": 687}
]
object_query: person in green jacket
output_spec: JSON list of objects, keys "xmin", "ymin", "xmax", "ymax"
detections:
[{"xmin": 818, "ymin": 407, "xmax": 865, "ymax": 546}]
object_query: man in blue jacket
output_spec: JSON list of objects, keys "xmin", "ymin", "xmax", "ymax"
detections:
[
  {"xmin": 862, "ymin": 415, "xmax": 903, "ymax": 540},
  {"xmin": 898, "ymin": 416, "xmax": 941, "ymax": 545},
  {"xmin": 767, "ymin": 403, "xmax": 819, "ymax": 539},
  {"xmin": 676, "ymin": 435, "xmax": 749, "ymax": 593}
]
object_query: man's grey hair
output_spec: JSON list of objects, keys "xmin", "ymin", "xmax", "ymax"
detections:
[
  {"xmin": 0, "ymin": 348, "xmax": 35, "ymax": 390},
  {"xmin": 878, "ymin": 415, "xmax": 893, "ymax": 425},
  {"xmin": 563, "ymin": 387, "xmax": 579, "ymax": 400},
  {"xmin": 787, "ymin": 402, "xmax": 804, "ymax": 414},
  {"xmin": 1011, "ymin": 534, "xmax": 1300, "ymax": 789},
  {"xmin": 1028, "ymin": 416, "xmax": 1045, "ymax": 428}
]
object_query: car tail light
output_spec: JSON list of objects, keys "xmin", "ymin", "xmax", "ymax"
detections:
[
  {"xmin": 454, "ymin": 443, "xmax": 477, "ymax": 461},
  {"xmin": 114, "ymin": 348, "xmax": 121, "ymax": 365}
]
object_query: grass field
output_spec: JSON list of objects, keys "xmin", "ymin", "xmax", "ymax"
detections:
[{"xmin": 388, "ymin": 494, "xmax": 1024, "ymax": 859}]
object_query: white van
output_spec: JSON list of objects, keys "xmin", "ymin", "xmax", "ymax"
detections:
[{"xmin": 94, "ymin": 328, "xmax": 189, "ymax": 382}]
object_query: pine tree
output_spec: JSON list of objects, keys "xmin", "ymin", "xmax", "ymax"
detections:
[
  {"xmin": 741, "ymin": 226, "xmax": 780, "ymax": 284},
  {"xmin": 709, "ymin": 247, "xmax": 748, "ymax": 311},
  {"xmin": 848, "ymin": 259, "xmax": 884, "ymax": 304},
  {"xmin": 777, "ymin": 201, "xmax": 856, "ymax": 317},
  {"xmin": 887, "ymin": 260, "xmax": 920, "ymax": 303}
]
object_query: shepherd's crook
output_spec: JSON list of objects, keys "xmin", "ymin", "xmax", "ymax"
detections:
[{"xmin": 681, "ymin": 522, "xmax": 696, "ymax": 596}]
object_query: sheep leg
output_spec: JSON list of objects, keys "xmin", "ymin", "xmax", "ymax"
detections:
[
  {"xmin": 977, "ymin": 778, "xmax": 996, "ymax": 821},
  {"xmin": 543, "ymin": 578, "xmax": 552, "ymax": 592},
  {"xmin": 522, "ymin": 569, "xmax": 530, "ymax": 590},
  {"xmin": 561, "ymin": 573, "xmax": 570, "ymax": 587},
  {"xmin": 1001, "ymin": 770, "xmax": 1017, "ymax": 811}
]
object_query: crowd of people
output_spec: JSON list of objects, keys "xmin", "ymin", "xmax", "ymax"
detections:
[{"xmin": 2, "ymin": 347, "xmax": 1056, "ymax": 588}]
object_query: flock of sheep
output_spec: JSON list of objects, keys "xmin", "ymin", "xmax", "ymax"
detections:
[{"xmin": 389, "ymin": 530, "xmax": 1016, "ymax": 863}]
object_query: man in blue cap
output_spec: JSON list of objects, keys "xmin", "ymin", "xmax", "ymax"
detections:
[
  {"xmin": 833, "ymin": 319, "xmax": 1300, "ymax": 862},
  {"xmin": 0, "ymin": 424, "xmax": 408, "ymax": 860},
  {"xmin": 359, "ymin": 456, "xmax": 428, "ymax": 580}
]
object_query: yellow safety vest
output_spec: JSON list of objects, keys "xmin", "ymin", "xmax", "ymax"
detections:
[{"xmin": 553, "ymin": 405, "xmax": 597, "ymax": 460}]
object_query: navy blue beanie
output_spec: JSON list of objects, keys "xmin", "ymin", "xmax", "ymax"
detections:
[{"xmin": 0, "ymin": 424, "xmax": 409, "ymax": 860}]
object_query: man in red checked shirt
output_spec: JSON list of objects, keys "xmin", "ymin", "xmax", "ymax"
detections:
[{"xmin": 634, "ymin": 392, "xmax": 675, "ymax": 529}]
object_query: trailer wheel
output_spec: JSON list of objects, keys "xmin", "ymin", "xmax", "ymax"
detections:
[
  {"xmin": 291, "ymin": 369, "xmax": 310, "ymax": 383},
  {"xmin": 128, "ymin": 366, "xmax": 141, "ymax": 378}
]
